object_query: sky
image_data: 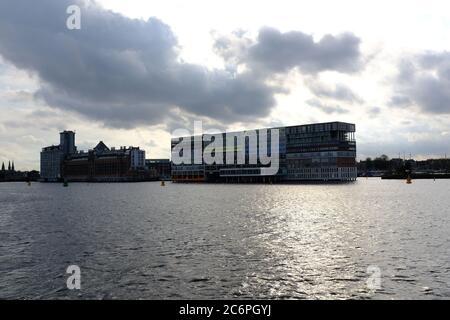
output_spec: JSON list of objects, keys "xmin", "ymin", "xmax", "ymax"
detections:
[{"xmin": 1, "ymin": 0, "xmax": 450, "ymax": 170}]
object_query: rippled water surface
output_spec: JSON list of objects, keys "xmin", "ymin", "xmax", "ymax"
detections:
[{"xmin": 1, "ymin": 179, "xmax": 449, "ymax": 299}]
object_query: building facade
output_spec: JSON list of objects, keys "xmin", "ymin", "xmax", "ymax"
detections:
[
  {"xmin": 40, "ymin": 145, "xmax": 64, "ymax": 181},
  {"xmin": 41, "ymin": 131, "xmax": 150, "ymax": 182},
  {"xmin": 130, "ymin": 147, "xmax": 146, "ymax": 169},
  {"xmin": 40, "ymin": 131, "xmax": 76, "ymax": 181},
  {"xmin": 62, "ymin": 142, "xmax": 150, "ymax": 182},
  {"xmin": 284, "ymin": 122, "xmax": 356, "ymax": 181},
  {"xmin": 60, "ymin": 130, "xmax": 76, "ymax": 155},
  {"xmin": 171, "ymin": 122, "xmax": 357, "ymax": 182},
  {"xmin": 145, "ymin": 159, "xmax": 171, "ymax": 180}
]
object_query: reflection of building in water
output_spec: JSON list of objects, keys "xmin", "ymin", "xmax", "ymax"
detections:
[{"xmin": 171, "ymin": 122, "xmax": 357, "ymax": 183}]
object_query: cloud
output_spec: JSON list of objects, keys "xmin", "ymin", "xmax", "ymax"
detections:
[
  {"xmin": 391, "ymin": 52, "xmax": 450, "ymax": 114},
  {"xmin": 0, "ymin": 0, "xmax": 279, "ymax": 129},
  {"xmin": 306, "ymin": 98, "xmax": 349, "ymax": 114},
  {"xmin": 368, "ymin": 106, "xmax": 381, "ymax": 116},
  {"xmin": 246, "ymin": 27, "xmax": 363, "ymax": 75},
  {"xmin": 213, "ymin": 29, "xmax": 253, "ymax": 74},
  {"xmin": 0, "ymin": 89, "xmax": 34, "ymax": 103},
  {"xmin": 389, "ymin": 95, "xmax": 412, "ymax": 107},
  {"xmin": 359, "ymin": 135, "xmax": 450, "ymax": 160},
  {"xmin": 0, "ymin": 1, "xmax": 366, "ymax": 130},
  {"xmin": 307, "ymin": 80, "xmax": 364, "ymax": 104}
]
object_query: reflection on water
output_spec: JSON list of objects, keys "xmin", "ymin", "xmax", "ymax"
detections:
[{"xmin": 0, "ymin": 179, "xmax": 449, "ymax": 299}]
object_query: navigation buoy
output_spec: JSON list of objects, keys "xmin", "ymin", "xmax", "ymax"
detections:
[
  {"xmin": 161, "ymin": 181, "xmax": 165, "ymax": 187},
  {"xmin": 406, "ymin": 175, "xmax": 412, "ymax": 184}
]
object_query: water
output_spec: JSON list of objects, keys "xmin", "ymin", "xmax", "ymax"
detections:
[{"xmin": 0, "ymin": 179, "xmax": 449, "ymax": 299}]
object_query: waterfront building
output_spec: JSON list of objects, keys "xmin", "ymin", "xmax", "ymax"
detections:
[
  {"xmin": 130, "ymin": 147, "xmax": 146, "ymax": 169},
  {"xmin": 62, "ymin": 142, "xmax": 148, "ymax": 182},
  {"xmin": 41, "ymin": 131, "xmax": 150, "ymax": 182},
  {"xmin": 145, "ymin": 159, "xmax": 171, "ymax": 180},
  {"xmin": 60, "ymin": 130, "xmax": 76, "ymax": 155},
  {"xmin": 171, "ymin": 121, "xmax": 357, "ymax": 182},
  {"xmin": 40, "ymin": 131, "xmax": 76, "ymax": 181},
  {"xmin": 40, "ymin": 145, "xmax": 64, "ymax": 181}
]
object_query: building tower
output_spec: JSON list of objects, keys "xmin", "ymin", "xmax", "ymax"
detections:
[
  {"xmin": 1, "ymin": 162, "xmax": 4, "ymax": 171},
  {"xmin": 8, "ymin": 161, "xmax": 11, "ymax": 171},
  {"xmin": 60, "ymin": 130, "xmax": 76, "ymax": 155},
  {"xmin": 11, "ymin": 161, "xmax": 15, "ymax": 172}
]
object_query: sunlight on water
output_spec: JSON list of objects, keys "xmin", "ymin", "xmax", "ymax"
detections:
[{"xmin": 0, "ymin": 179, "xmax": 449, "ymax": 299}]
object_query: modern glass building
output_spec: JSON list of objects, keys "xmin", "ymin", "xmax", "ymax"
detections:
[
  {"xmin": 171, "ymin": 121, "xmax": 357, "ymax": 182},
  {"xmin": 284, "ymin": 122, "xmax": 356, "ymax": 181}
]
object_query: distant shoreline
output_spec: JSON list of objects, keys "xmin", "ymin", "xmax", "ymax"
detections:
[{"xmin": 382, "ymin": 173, "xmax": 450, "ymax": 180}]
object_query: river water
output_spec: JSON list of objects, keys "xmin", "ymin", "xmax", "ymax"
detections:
[{"xmin": 0, "ymin": 179, "xmax": 449, "ymax": 299}]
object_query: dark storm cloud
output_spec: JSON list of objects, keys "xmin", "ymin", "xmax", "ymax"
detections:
[
  {"xmin": 0, "ymin": 0, "xmax": 364, "ymax": 129},
  {"xmin": 214, "ymin": 28, "xmax": 363, "ymax": 75},
  {"xmin": 0, "ymin": 0, "xmax": 278, "ymax": 128},
  {"xmin": 392, "ymin": 53, "xmax": 450, "ymax": 114},
  {"xmin": 247, "ymin": 27, "xmax": 362, "ymax": 74},
  {"xmin": 213, "ymin": 28, "xmax": 364, "ymax": 115},
  {"xmin": 307, "ymin": 81, "xmax": 364, "ymax": 104}
]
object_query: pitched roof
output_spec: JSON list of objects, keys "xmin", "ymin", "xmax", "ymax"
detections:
[{"xmin": 93, "ymin": 141, "xmax": 110, "ymax": 153}]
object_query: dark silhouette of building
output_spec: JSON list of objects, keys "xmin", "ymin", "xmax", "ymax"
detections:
[
  {"xmin": 62, "ymin": 142, "xmax": 149, "ymax": 182},
  {"xmin": 145, "ymin": 159, "xmax": 171, "ymax": 180},
  {"xmin": 60, "ymin": 130, "xmax": 76, "ymax": 155},
  {"xmin": 0, "ymin": 160, "xmax": 39, "ymax": 182},
  {"xmin": 40, "ymin": 130, "xmax": 76, "ymax": 181},
  {"xmin": 358, "ymin": 156, "xmax": 450, "ymax": 177},
  {"xmin": 0, "ymin": 162, "xmax": 5, "ymax": 181},
  {"xmin": 41, "ymin": 130, "xmax": 153, "ymax": 182}
]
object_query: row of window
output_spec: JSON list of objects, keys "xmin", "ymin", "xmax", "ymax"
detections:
[
  {"xmin": 286, "ymin": 173, "xmax": 357, "ymax": 180},
  {"xmin": 286, "ymin": 151, "xmax": 356, "ymax": 159}
]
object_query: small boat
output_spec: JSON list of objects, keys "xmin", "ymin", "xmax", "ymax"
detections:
[
  {"xmin": 160, "ymin": 181, "xmax": 165, "ymax": 187},
  {"xmin": 63, "ymin": 179, "xmax": 69, "ymax": 187}
]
